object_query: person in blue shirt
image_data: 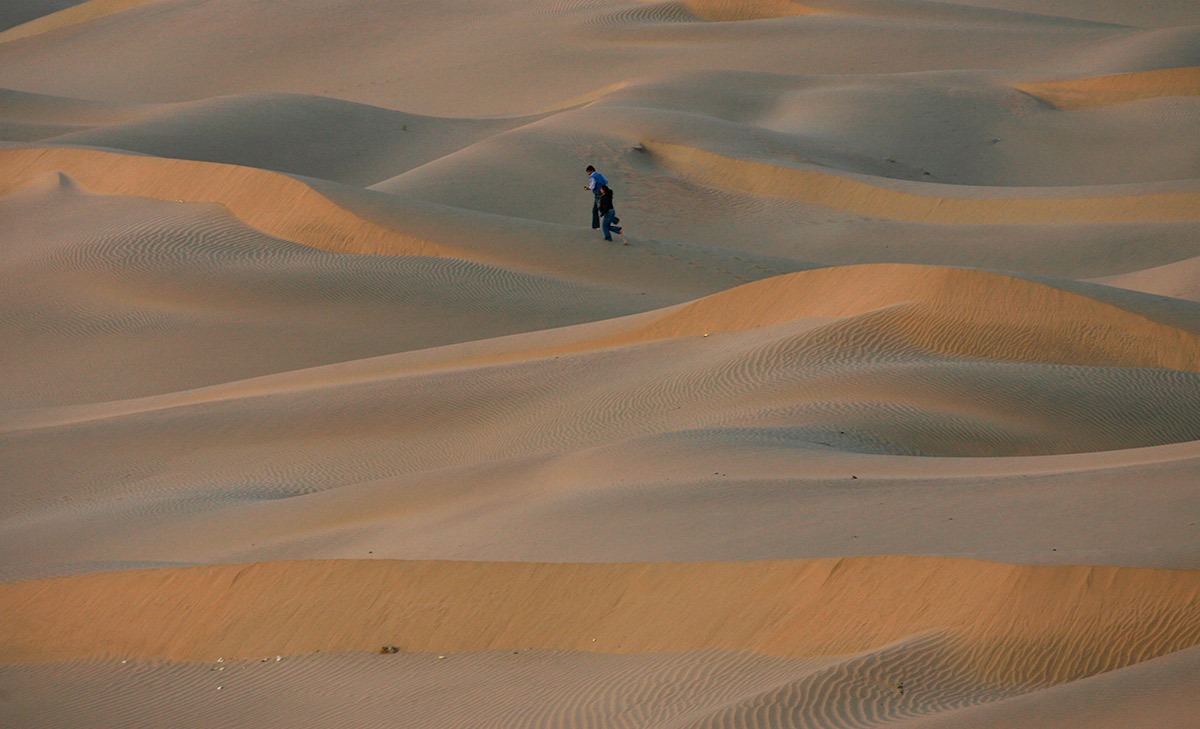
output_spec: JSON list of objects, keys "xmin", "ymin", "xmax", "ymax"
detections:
[{"xmin": 584, "ymin": 165, "xmax": 608, "ymax": 229}]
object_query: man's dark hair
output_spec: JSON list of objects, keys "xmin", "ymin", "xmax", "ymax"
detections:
[{"xmin": 586, "ymin": 165, "xmax": 595, "ymax": 172}]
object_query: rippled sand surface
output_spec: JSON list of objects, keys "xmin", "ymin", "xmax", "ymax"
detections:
[{"xmin": 2, "ymin": 0, "xmax": 1199, "ymax": 726}]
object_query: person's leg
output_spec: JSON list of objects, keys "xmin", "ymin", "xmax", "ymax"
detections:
[
  {"xmin": 592, "ymin": 194, "xmax": 601, "ymax": 229},
  {"xmin": 602, "ymin": 210, "xmax": 614, "ymax": 240}
]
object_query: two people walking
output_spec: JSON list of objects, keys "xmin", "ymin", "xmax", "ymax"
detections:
[{"xmin": 585, "ymin": 165, "xmax": 625, "ymax": 243}]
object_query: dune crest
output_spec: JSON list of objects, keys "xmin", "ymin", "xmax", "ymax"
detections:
[
  {"xmin": 644, "ymin": 141, "xmax": 1200, "ymax": 224},
  {"xmin": 1016, "ymin": 66, "xmax": 1200, "ymax": 109},
  {"xmin": 0, "ymin": 146, "xmax": 461, "ymax": 259},
  {"xmin": 0, "ymin": 0, "xmax": 155, "ymax": 44},
  {"xmin": 601, "ymin": 264, "xmax": 1200, "ymax": 370},
  {"xmin": 388, "ymin": 264, "xmax": 1200, "ymax": 377}
]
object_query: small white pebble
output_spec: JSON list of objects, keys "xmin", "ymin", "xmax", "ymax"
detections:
[
  {"xmin": 217, "ymin": 686, "xmax": 222, "ymax": 690},
  {"xmin": 275, "ymin": 656, "xmax": 282, "ymax": 662},
  {"xmin": 438, "ymin": 655, "xmax": 446, "ymax": 659}
]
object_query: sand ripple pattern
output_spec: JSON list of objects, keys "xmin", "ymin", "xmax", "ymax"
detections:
[
  {"xmin": 4, "ymin": 262, "xmax": 1200, "ymax": 572},
  {"xmin": 585, "ymin": 1, "xmax": 702, "ymax": 28},
  {"xmin": 0, "ymin": 180, "xmax": 653, "ymax": 406},
  {"xmin": 5, "ymin": 644, "xmax": 1199, "ymax": 728}
]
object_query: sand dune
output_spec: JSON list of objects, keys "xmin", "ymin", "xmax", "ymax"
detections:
[
  {"xmin": 0, "ymin": 0, "xmax": 139, "ymax": 43},
  {"xmin": 921, "ymin": 0, "xmax": 1198, "ymax": 28},
  {"xmin": 2, "ymin": 0, "xmax": 1198, "ymax": 725},
  {"xmin": 0, "ymin": 174, "xmax": 673, "ymax": 405},
  {"xmin": 3, "ymin": 263, "xmax": 1199, "ymax": 579},
  {"xmin": 0, "ymin": 0, "xmax": 1167, "ymax": 114},
  {"xmin": 0, "ymin": 146, "xmax": 787, "ymax": 292},
  {"xmin": 904, "ymin": 643, "xmax": 1200, "ymax": 729},
  {"xmin": 4, "ymin": 644, "xmax": 1198, "ymax": 729},
  {"xmin": 3, "ymin": 558, "xmax": 1198, "ymax": 682},
  {"xmin": 0, "ymin": 147, "xmax": 458, "ymax": 258},
  {"xmin": 1094, "ymin": 256, "xmax": 1200, "ymax": 302},
  {"xmin": 47, "ymin": 93, "xmax": 538, "ymax": 185},
  {"xmin": 1016, "ymin": 66, "xmax": 1200, "ymax": 109},
  {"xmin": 589, "ymin": 264, "xmax": 1200, "ymax": 368},
  {"xmin": 643, "ymin": 141, "xmax": 1200, "ymax": 224},
  {"xmin": 0, "ymin": 87, "xmax": 145, "ymax": 141}
]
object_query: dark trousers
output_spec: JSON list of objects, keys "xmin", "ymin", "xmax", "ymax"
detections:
[
  {"xmin": 602, "ymin": 209, "xmax": 622, "ymax": 240},
  {"xmin": 592, "ymin": 193, "xmax": 602, "ymax": 229}
]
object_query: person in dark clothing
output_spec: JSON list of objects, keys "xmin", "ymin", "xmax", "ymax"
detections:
[
  {"xmin": 584, "ymin": 165, "xmax": 607, "ymax": 229},
  {"xmin": 597, "ymin": 184, "xmax": 624, "ymax": 242}
]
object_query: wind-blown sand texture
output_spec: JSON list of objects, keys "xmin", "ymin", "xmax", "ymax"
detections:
[{"xmin": 2, "ymin": 0, "xmax": 1199, "ymax": 727}]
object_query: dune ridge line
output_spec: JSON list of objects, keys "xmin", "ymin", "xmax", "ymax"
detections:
[
  {"xmin": 5, "ymin": 260, "xmax": 1200, "ymax": 437},
  {"xmin": 1016, "ymin": 66, "xmax": 1200, "ymax": 110},
  {"xmin": 1, "ymin": 556, "xmax": 1198, "ymax": 691},
  {"xmin": 0, "ymin": 0, "xmax": 158, "ymax": 44},
  {"xmin": 644, "ymin": 141, "xmax": 1200, "ymax": 224},
  {"xmin": 0, "ymin": 147, "xmax": 462, "ymax": 259}
]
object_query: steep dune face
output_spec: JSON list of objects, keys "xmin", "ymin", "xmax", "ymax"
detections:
[
  {"xmin": 3, "ymin": 556, "xmax": 1200, "ymax": 729},
  {"xmin": 3, "ymin": 558, "xmax": 1199, "ymax": 684}
]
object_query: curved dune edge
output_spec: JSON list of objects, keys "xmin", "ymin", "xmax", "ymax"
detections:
[
  {"xmin": 389, "ymin": 263, "xmax": 1200, "ymax": 377},
  {"xmin": 0, "ymin": 147, "xmax": 461, "ymax": 259},
  {"xmin": 0, "ymin": 0, "xmax": 156, "ymax": 44},
  {"xmin": 1094, "ymin": 256, "xmax": 1200, "ymax": 303},
  {"xmin": 1016, "ymin": 67, "xmax": 1200, "ymax": 110},
  {"xmin": 1, "ymin": 557, "xmax": 1198, "ymax": 687},
  {"xmin": 537, "ymin": 81, "xmax": 632, "ymax": 113},
  {"xmin": 644, "ymin": 141, "xmax": 1200, "ymax": 224},
  {"xmin": 10, "ymin": 262, "xmax": 1197, "ymax": 431},
  {"xmin": 597, "ymin": 264, "xmax": 1200, "ymax": 370}
]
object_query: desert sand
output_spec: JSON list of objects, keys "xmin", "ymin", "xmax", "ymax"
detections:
[{"xmin": 1, "ymin": 0, "xmax": 1199, "ymax": 727}]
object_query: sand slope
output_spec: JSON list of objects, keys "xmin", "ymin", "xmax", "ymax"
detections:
[
  {"xmin": 47, "ymin": 93, "xmax": 538, "ymax": 185},
  {"xmin": 3, "ymin": 558, "xmax": 1198, "ymax": 674},
  {"xmin": 2, "ymin": 645, "xmax": 1198, "ymax": 729},
  {"xmin": 2, "ymin": 0, "xmax": 1199, "ymax": 726},
  {"xmin": 3, "ymin": 263, "xmax": 1200, "ymax": 579},
  {"xmin": 0, "ymin": 174, "xmax": 679, "ymax": 405}
]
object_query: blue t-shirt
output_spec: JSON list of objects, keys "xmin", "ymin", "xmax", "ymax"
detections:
[{"xmin": 589, "ymin": 171, "xmax": 608, "ymax": 194}]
